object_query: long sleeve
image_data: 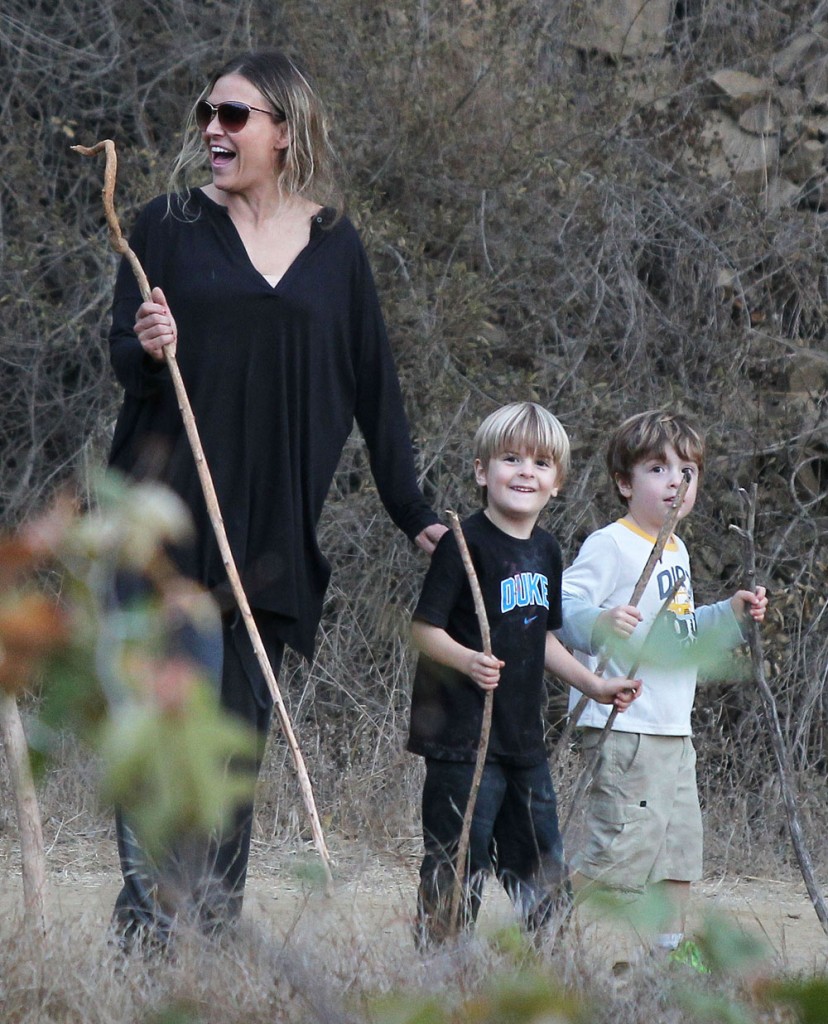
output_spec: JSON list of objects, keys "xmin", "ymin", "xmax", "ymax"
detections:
[
  {"xmin": 108, "ymin": 204, "xmax": 171, "ymax": 399},
  {"xmin": 557, "ymin": 530, "xmax": 623, "ymax": 654},
  {"xmin": 350, "ymin": 243, "xmax": 437, "ymax": 541},
  {"xmin": 106, "ymin": 194, "xmax": 438, "ymax": 660}
]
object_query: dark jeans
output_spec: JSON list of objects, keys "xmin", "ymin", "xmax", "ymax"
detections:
[
  {"xmin": 112, "ymin": 606, "xmax": 281, "ymax": 951},
  {"xmin": 417, "ymin": 758, "xmax": 570, "ymax": 944}
]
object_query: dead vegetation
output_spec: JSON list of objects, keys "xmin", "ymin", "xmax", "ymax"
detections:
[{"xmin": 0, "ymin": 0, "xmax": 827, "ymax": 1018}]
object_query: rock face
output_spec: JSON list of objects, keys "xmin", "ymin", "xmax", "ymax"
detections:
[
  {"xmin": 696, "ymin": 25, "xmax": 828, "ymax": 207},
  {"xmin": 570, "ymin": 6, "xmax": 828, "ymax": 209},
  {"xmin": 570, "ymin": 0, "xmax": 672, "ymax": 58}
]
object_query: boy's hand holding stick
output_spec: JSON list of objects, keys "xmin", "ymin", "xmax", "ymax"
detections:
[
  {"xmin": 72, "ymin": 140, "xmax": 333, "ymax": 888},
  {"xmin": 445, "ymin": 510, "xmax": 493, "ymax": 936},
  {"xmin": 731, "ymin": 485, "xmax": 828, "ymax": 937},
  {"xmin": 556, "ymin": 469, "xmax": 693, "ymax": 761}
]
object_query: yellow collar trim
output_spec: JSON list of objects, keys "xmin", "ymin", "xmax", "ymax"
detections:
[{"xmin": 617, "ymin": 517, "xmax": 678, "ymax": 551}]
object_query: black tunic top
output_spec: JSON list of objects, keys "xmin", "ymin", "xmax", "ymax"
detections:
[
  {"xmin": 108, "ymin": 191, "xmax": 436, "ymax": 659},
  {"xmin": 407, "ymin": 510, "xmax": 563, "ymax": 767}
]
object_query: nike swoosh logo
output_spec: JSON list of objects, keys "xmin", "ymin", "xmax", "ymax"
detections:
[{"xmin": 524, "ymin": 615, "xmax": 539, "ymax": 625}]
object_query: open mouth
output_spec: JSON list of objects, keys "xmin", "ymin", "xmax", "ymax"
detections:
[{"xmin": 211, "ymin": 145, "xmax": 235, "ymax": 166}]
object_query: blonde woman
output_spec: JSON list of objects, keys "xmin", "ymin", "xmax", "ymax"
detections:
[{"xmin": 108, "ymin": 50, "xmax": 444, "ymax": 949}]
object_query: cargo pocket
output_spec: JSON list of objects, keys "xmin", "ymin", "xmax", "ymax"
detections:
[{"xmin": 578, "ymin": 793, "xmax": 654, "ymax": 887}]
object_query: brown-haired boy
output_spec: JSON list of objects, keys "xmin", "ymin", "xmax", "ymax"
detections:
[{"xmin": 558, "ymin": 410, "xmax": 767, "ymax": 963}]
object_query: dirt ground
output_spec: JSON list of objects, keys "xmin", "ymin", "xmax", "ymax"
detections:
[{"xmin": 2, "ymin": 832, "xmax": 827, "ymax": 976}]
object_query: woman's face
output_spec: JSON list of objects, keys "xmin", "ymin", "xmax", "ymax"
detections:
[{"xmin": 201, "ymin": 73, "xmax": 288, "ymax": 196}]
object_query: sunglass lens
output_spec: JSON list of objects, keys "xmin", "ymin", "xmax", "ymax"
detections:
[
  {"xmin": 195, "ymin": 101, "xmax": 250, "ymax": 132},
  {"xmin": 218, "ymin": 103, "xmax": 250, "ymax": 132},
  {"xmin": 195, "ymin": 100, "xmax": 213, "ymax": 131}
]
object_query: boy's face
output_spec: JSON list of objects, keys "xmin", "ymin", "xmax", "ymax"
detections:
[
  {"xmin": 474, "ymin": 447, "xmax": 559, "ymax": 537},
  {"xmin": 616, "ymin": 443, "xmax": 700, "ymax": 536}
]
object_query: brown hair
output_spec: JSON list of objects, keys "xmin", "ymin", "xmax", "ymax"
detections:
[{"xmin": 607, "ymin": 410, "xmax": 705, "ymax": 505}]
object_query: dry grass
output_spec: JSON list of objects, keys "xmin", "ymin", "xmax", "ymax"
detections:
[{"xmin": 1, "ymin": 0, "xmax": 827, "ymax": 1018}]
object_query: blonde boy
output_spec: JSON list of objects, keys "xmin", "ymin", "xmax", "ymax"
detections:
[
  {"xmin": 407, "ymin": 402, "xmax": 641, "ymax": 946},
  {"xmin": 558, "ymin": 410, "xmax": 767, "ymax": 959}
]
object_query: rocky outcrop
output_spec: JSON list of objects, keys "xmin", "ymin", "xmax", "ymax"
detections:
[
  {"xmin": 570, "ymin": 0, "xmax": 672, "ymax": 59},
  {"xmin": 573, "ymin": 8, "xmax": 828, "ymax": 210},
  {"xmin": 693, "ymin": 38, "xmax": 828, "ymax": 208}
]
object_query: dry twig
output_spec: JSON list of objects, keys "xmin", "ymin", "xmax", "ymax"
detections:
[
  {"xmin": 0, "ymin": 694, "xmax": 47, "ymax": 937},
  {"xmin": 731, "ymin": 485, "xmax": 828, "ymax": 937},
  {"xmin": 72, "ymin": 140, "xmax": 333, "ymax": 886},
  {"xmin": 445, "ymin": 510, "xmax": 493, "ymax": 936}
]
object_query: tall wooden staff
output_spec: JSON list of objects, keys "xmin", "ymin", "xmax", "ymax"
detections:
[
  {"xmin": 731, "ymin": 485, "xmax": 828, "ymax": 937},
  {"xmin": 445, "ymin": 511, "xmax": 493, "ymax": 936},
  {"xmin": 73, "ymin": 140, "xmax": 333, "ymax": 886}
]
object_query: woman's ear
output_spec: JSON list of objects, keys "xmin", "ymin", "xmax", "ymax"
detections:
[{"xmin": 273, "ymin": 119, "xmax": 290, "ymax": 151}]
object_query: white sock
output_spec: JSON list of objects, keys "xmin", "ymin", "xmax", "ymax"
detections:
[{"xmin": 656, "ymin": 932, "xmax": 683, "ymax": 951}]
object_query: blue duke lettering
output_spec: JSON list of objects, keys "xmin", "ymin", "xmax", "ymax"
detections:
[{"xmin": 501, "ymin": 572, "xmax": 549, "ymax": 613}]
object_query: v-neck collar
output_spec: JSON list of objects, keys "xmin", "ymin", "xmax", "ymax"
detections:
[{"xmin": 194, "ymin": 189, "xmax": 335, "ymax": 293}]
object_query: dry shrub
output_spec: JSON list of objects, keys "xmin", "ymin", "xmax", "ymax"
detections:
[{"xmin": 0, "ymin": 0, "xmax": 826, "ymax": 884}]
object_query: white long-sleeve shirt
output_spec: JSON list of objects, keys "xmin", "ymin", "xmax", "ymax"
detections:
[{"xmin": 556, "ymin": 519, "xmax": 744, "ymax": 736}]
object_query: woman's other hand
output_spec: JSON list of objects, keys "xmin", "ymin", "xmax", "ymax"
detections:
[{"xmin": 415, "ymin": 523, "xmax": 449, "ymax": 555}]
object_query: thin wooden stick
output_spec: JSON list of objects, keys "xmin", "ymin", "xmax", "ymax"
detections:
[
  {"xmin": 555, "ymin": 470, "xmax": 693, "ymax": 761},
  {"xmin": 731, "ymin": 485, "xmax": 828, "ymax": 937},
  {"xmin": 445, "ymin": 510, "xmax": 493, "ymax": 936},
  {"xmin": 0, "ymin": 694, "xmax": 47, "ymax": 937},
  {"xmin": 560, "ymin": 577, "xmax": 681, "ymax": 842},
  {"xmin": 73, "ymin": 140, "xmax": 333, "ymax": 886}
]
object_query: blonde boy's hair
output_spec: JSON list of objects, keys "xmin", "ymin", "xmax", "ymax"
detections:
[
  {"xmin": 607, "ymin": 410, "xmax": 705, "ymax": 505},
  {"xmin": 474, "ymin": 402, "xmax": 571, "ymax": 484}
]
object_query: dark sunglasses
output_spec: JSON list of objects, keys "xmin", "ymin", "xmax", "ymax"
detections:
[{"xmin": 195, "ymin": 99, "xmax": 277, "ymax": 133}]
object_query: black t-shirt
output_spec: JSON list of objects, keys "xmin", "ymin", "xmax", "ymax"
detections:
[{"xmin": 407, "ymin": 510, "xmax": 563, "ymax": 766}]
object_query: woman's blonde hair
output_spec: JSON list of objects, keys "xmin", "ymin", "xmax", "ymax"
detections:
[
  {"xmin": 169, "ymin": 50, "xmax": 343, "ymax": 214},
  {"xmin": 474, "ymin": 402, "xmax": 571, "ymax": 485}
]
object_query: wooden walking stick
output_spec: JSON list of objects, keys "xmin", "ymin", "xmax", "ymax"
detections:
[
  {"xmin": 560, "ymin": 577, "xmax": 680, "ymax": 841},
  {"xmin": 0, "ymin": 694, "xmax": 47, "ymax": 937},
  {"xmin": 72, "ymin": 140, "xmax": 333, "ymax": 886},
  {"xmin": 555, "ymin": 469, "xmax": 693, "ymax": 764},
  {"xmin": 445, "ymin": 511, "xmax": 493, "ymax": 936},
  {"xmin": 730, "ymin": 485, "xmax": 828, "ymax": 937}
]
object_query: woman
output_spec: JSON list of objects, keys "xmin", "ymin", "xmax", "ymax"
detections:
[{"xmin": 107, "ymin": 49, "xmax": 444, "ymax": 946}]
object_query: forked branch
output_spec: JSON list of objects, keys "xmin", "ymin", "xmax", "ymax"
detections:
[{"xmin": 731, "ymin": 485, "xmax": 828, "ymax": 937}]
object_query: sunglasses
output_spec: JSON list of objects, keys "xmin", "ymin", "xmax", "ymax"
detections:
[{"xmin": 195, "ymin": 99, "xmax": 278, "ymax": 133}]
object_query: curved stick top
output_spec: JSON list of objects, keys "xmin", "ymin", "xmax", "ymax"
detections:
[{"xmin": 71, "ymin": 139, "xmax": 152, "ymax": 302}]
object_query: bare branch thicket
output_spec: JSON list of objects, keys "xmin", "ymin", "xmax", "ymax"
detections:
[{"xmin": 0, "ymin": 0, "xmax": 825, "ymax": 873}]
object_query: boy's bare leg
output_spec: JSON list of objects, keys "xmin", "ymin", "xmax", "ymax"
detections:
[{"xmin": 653, "ymin": 879, "xmax": 690, "ymax": 949}]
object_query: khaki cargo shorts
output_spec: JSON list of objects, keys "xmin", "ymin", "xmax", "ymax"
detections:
[{"xmin": 570, "ymin": 729, "xmax": 703, "ymax": 889}]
